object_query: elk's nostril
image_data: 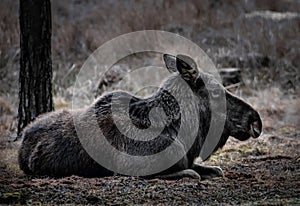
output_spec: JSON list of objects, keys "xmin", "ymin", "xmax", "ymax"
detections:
[{"xmin": 250, "ymin": 120, "xmax": 262, "ymax": 138}]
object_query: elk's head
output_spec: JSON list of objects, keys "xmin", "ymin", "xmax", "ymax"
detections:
[{"xmin": 163, "ymin": 54, "xmax": 262, "ymax": 144}]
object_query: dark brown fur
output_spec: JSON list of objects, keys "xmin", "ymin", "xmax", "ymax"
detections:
[{"xmin": 19, "ymin": 54, "xmax": 262, "ymax": 179}]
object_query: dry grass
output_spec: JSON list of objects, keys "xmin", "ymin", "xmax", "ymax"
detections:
[{"xmin": 0, "ymin": 0, "xmax": 299, "ymax": 100}]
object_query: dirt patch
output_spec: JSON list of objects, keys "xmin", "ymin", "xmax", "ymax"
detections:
[{"xmin": 0, "ymin": 116, "xmax": 299, "ymax": 205}]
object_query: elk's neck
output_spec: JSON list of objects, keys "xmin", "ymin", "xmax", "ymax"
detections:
[{"xmin": 148, "ymin": 75, "xmax": 199, "ymax": 120}]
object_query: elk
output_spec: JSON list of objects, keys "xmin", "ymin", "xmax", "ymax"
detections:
[{"xmin": 19, "ymin": 54, "xmax": 262, "ymax": 179}]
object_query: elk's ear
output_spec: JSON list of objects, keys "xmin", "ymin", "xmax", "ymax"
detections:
[
  {"xmin": 176, "ymin": 54, "xmax": 199, "ymax": 82},
  {"xmin": 163, "ymin": 54, "xmax": 178, "ymax": 73}
]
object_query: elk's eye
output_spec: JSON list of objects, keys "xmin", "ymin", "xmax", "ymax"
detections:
[{"xmin": 211, "ymin": 88, "xmax": 222, "ymax": 98}]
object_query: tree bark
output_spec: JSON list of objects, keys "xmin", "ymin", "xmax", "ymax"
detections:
[{"xmin": 18, "ymin": 0, "xmax": 54, "ymax": 136}]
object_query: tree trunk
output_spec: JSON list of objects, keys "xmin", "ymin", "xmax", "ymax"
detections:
[{"xmin": 18, "ymin": 0, "xmax": 54, "ymax": 136}]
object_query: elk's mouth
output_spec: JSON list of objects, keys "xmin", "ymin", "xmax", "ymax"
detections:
[
  {"xmin": 248, "ymin": 120, "xmax": 262, "ymax": 138},
  {"xmin": 233, "ymin": 120, "xmax": 262, "ymax": 141}
]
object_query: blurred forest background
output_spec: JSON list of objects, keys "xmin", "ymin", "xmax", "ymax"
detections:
[{"xmin": 0, "ymin": 0, "xmax": 299, "ymax": 205}]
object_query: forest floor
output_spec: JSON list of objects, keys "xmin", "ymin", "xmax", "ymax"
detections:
[{"xmin": 0, "ymin": 93, "xmax": 299, "ymax": 205}]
